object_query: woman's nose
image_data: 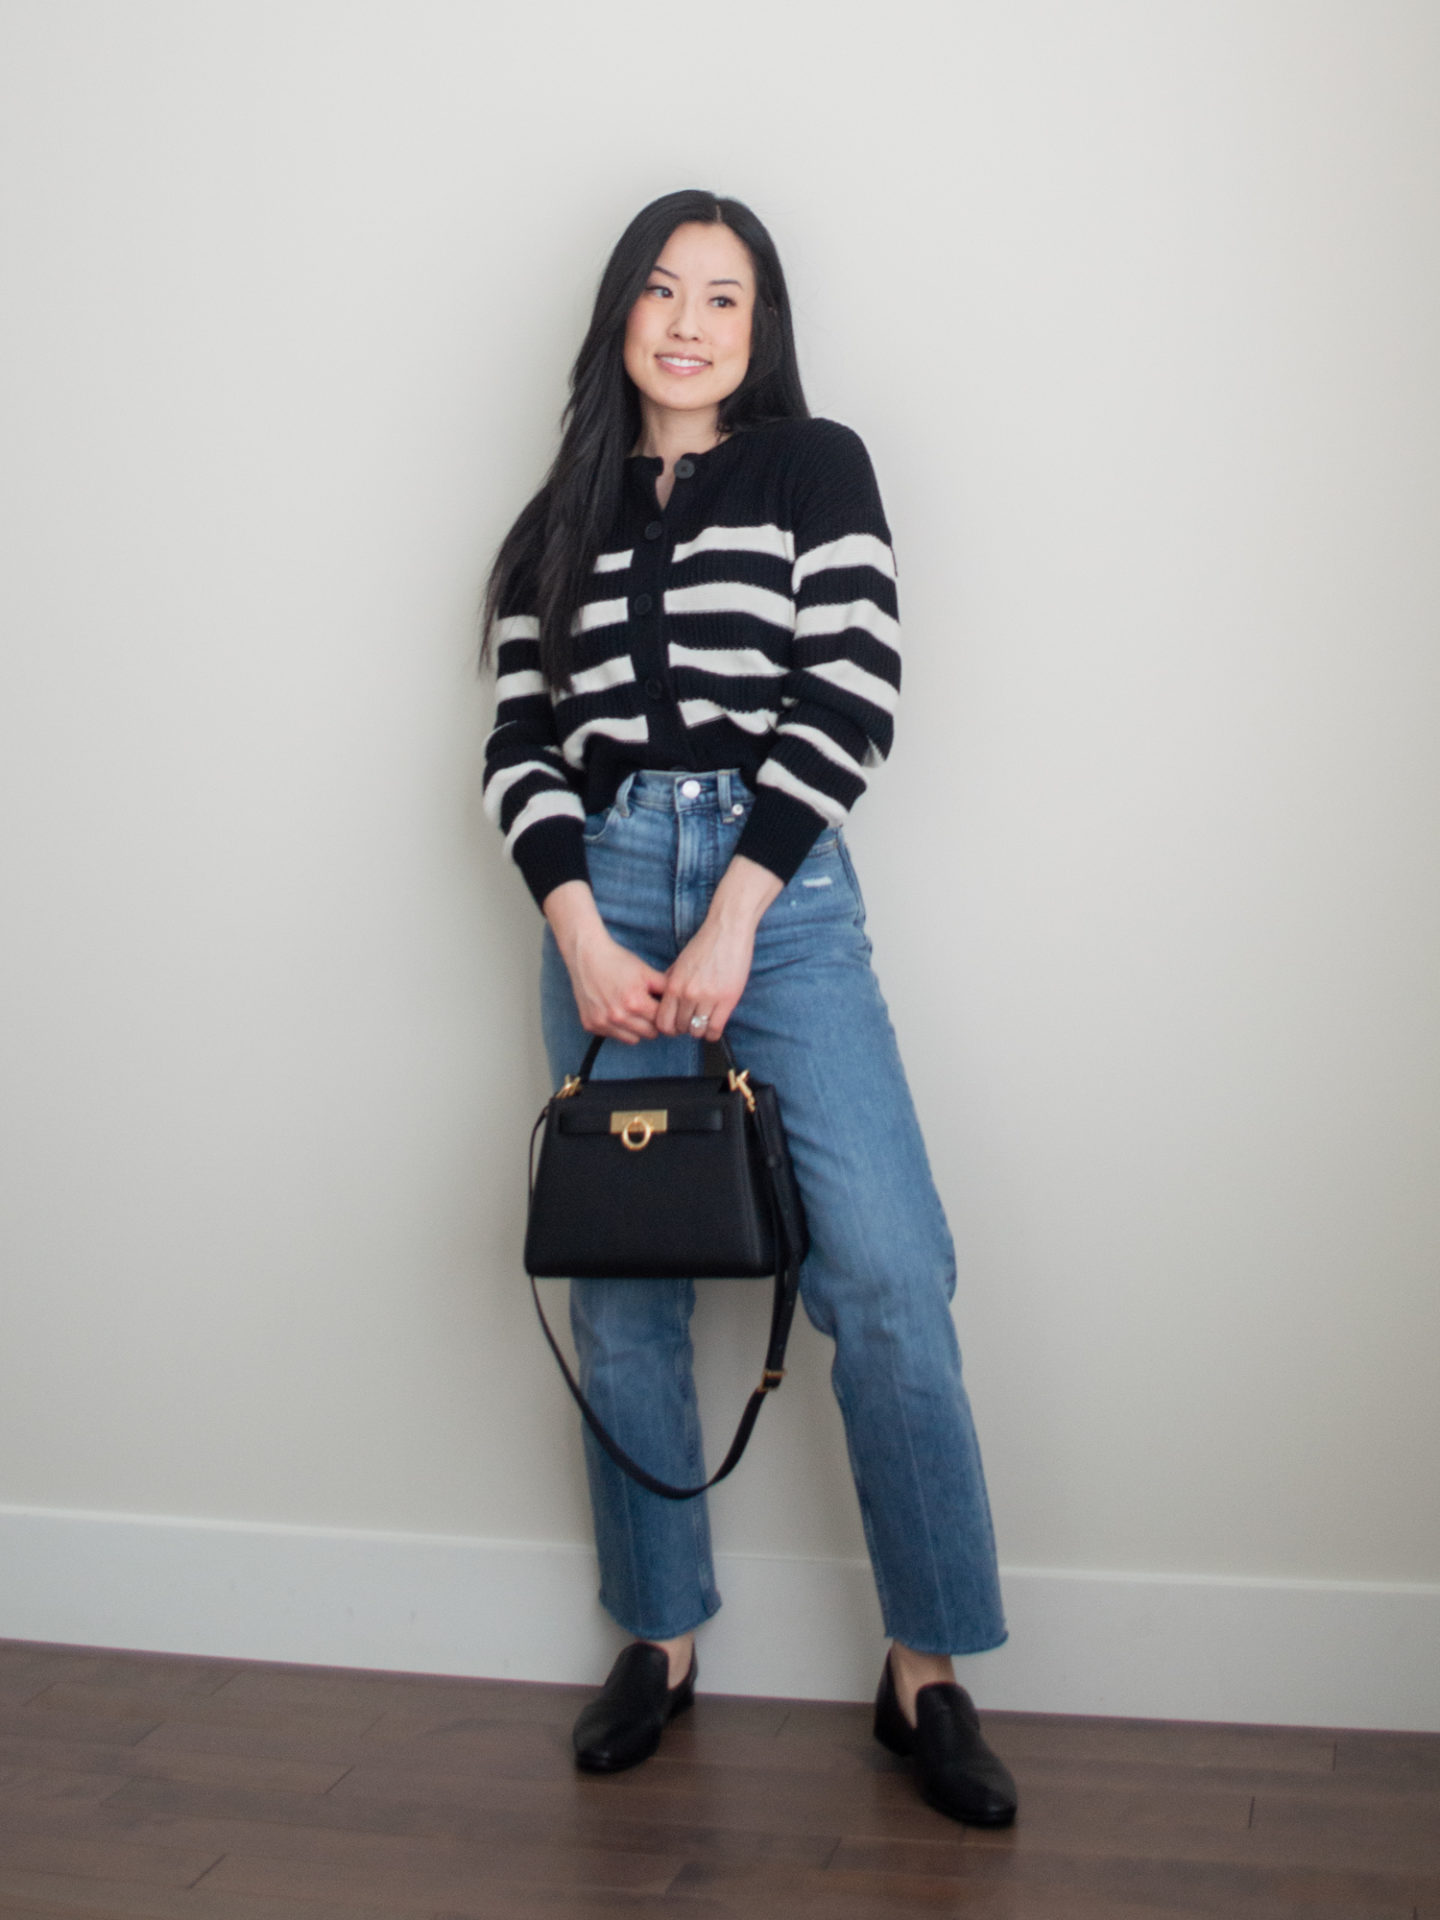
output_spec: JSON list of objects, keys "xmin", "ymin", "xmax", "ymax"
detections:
[{"xmin": 668, "ymin": 303, "xmax": 704, "ymax": 339}]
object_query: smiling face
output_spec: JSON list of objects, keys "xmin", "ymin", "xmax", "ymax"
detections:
[{"xmin": 622, "ymin": 220, "xmax": 756, "ymax": 446}]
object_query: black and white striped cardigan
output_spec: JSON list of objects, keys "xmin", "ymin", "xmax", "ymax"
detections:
[{"xmin": 483, "ymin": 416, "xmax": 900, "ymax": 907}]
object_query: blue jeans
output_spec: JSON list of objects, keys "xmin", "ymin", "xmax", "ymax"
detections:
[{"xmin": 538, "ymin": 769, "xmax": 1007, "ymax": 1656}]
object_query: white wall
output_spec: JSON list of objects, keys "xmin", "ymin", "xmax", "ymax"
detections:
[{"xmin": 3, "ymin": 0, "xmax": 1438, "ymax": 1725}]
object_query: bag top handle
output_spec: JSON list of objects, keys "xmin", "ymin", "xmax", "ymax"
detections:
[{"xmin": 574, "ymin": 1029, "xmax": 739, "ymax": 1084}]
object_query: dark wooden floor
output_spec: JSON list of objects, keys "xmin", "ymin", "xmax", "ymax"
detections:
[{"xmin": 0, "ymin": 1638, "xmax": 1437, "ymax": 1918}]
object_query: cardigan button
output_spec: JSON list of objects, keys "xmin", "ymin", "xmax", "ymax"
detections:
[
  {"xmin": 674, "ymin": 457, "xmax": 695, "ymax": 479},
  {"xmin": 632, "ymin": 593, "xmax": 652, "ymax": 615},
  {"xmin": 644, "ymin": 677, "xmax": 665, "ymax": 700},
  {"xmin": 644, "ymin": 520, "xmax": 663, "ymax": 540}
]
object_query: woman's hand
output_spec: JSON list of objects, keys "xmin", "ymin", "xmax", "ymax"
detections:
[
  {"xmin": 656, "ymin": 855, "xmax": 784, "ymax": 1040},
  {"xmin": 543, "ymin": 881, "xmax": 666, "ymax": 1043}
]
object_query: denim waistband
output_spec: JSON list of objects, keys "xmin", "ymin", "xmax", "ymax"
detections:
[{"xmin": 619, "ymin": 769, "xmax": 752, "ymax": 815}]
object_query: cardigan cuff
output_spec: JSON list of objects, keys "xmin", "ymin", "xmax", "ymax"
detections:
[
  {"xmin": 733, "ymin": 787, "xmax": 830, "ymax": 887},
  {"xmin": 515, "ymin": 816, "xmax": 590, "ymax": 911}
]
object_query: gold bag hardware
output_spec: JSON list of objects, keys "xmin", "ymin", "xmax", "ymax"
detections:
[{"xmin": 610, "ymin": 1109, "xmax": 669, "ymax": 1152}]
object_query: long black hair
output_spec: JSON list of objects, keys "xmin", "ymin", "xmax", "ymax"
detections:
[{"xmin": 480, "ymin": 189, "xmax": 809, "ymax": 690}]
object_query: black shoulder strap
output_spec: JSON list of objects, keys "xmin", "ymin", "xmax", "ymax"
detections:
[{"xmin": 526, "ymin": 1095, "xmax": 804, "ymax": 1502}]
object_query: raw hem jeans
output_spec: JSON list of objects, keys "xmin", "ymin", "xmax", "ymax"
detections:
[{"xmin": 538, "ymin": 769, "xmax": 1007, "ymax": 1657}]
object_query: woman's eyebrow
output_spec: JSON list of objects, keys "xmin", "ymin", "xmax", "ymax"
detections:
[{"xmin": 650, "ymin": 265, "xmax": 744, "ymax": 287}]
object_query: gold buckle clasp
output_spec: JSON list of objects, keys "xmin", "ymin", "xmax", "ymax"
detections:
[
  {"xmin": 759, "ymin": 1368, "xmax": 785, "ymax": 1392},
  {"xmin": 611, "ymin": 1109, "xmax": 668, "ymax": 1151},
  {"xmin": 555, "ymin": 1074, "xmax": 582, "ymax": 1100}
]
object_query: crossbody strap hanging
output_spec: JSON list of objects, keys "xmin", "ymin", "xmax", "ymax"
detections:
[{"xmin": 526, "ymin": 1042, "xmax": 805, "ymax": 1502}]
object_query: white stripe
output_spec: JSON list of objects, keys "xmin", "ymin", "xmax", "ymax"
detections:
[
  {"xmin": 503, "ymin": 787, "xmax": 585, "ymax": 852},
  {"xmin": 756, "ymin": 758, "xmax": 849, "ymax": 827},
  {"xmin": 496, "ymin": 614, "xmax": 540, "ymax": 641},
  {"xmin": 563, "ymin": 654, "xmax": 636, "ymax": 698},
  {"xmin": 664, "ymin": 581, "xmax": 796, "ymax": 632},
  {"xmin": 678, "ymin": 698, "xmax": 778, "ymax": 735},
  {"xmin": 774, "ymin": 721, "xmax": 865, "ymax": 779},
  {"xmin": 593, "ymin": 548, "xmax": 633, "ymax": 573},
  {"xmin": 495, "ymin": 668, "xmax": 546, "ymax": 706},
  {"xmin": 792, "ymin": 533, "xmax": 896, "ymax": 588},
  {"xmin": 794, "ymin": 598, "xmax": 901, "ymax": 653},
  {"xmin": 560, "ymin": 713, "xmax": 650, "ymax": 768},
  {"xmin": 571, "ymin": 597, "xmax": 628, "ymax": 635},
  {"xmin": 807, "ymin": 656, "xmax": 901, "ymax": 716},
  {"xmin": 672, "ymin": 523, "xmax": 795, "ymax": 566},
  {"xmin": 483, "ymin": 757, "xmax": 565, "ymax": 823},
  {"xmin": 668, "ymin": 642, "xmax": 785, "ymax": 681}
]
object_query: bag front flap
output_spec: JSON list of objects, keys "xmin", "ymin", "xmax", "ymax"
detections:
[
  {"xmin": 557, "ymin": 1103, "xmax": 725, "ymax": 1136},
  {"xmin": 550, "ymin": 1073, "xmax": 743, "ymax": 1132}
]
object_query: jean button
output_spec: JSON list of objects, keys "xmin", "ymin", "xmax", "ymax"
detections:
[
  {"xmin": 731, "ymin": 803, "xmax": 744, "ymax": 817},
  {"xmin": 680, "ymin": 778, "xmax": 702, "ymax": 799}
]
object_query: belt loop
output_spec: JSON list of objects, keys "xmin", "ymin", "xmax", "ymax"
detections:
[
  {"xmin": 717, "ymin": 769, "xmax": 732, "ymax": 813},
  {"xmin": 614, "ymin": 771, "xmax": 636, "ymax": 817}
]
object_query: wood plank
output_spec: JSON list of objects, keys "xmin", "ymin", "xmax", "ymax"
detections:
[
  {"xmin": 1336, "ymin": 1732, "xmax": 1440, "ymax": 1788},
  {"xmin": 0, "ymin": 1834, "xmax": 219, "ymax": 1890},
  {"xmin": 428, "ymin": 1896, "xmax": 734, "ymax": 1920},
  {"xmin": 0, "ymin": 1772, "xmax": 125, "ymax": 1810},
  {"xmin": 0, "ymin": 1735, "xmax": 351, "ymax": 1797},
  {"xmin": 0, "ymin": 1893, "xmax": 723, "ymax": 1920},
  {"xmin": 0, "ymin": 1645, "xmax": 239, "ymax": 1700},
  {"xmin": 190, "ymin": 1840, "xmax": 682, "ymax": 1909},
  {"xmin": 214, "ymin": 1666, "xmax": 587, "ymax": 1722},
  {"xmin": 25, "ymin": 1689, "xmax": 378, "ymax": 1743},
  {"xmin": 123, "ymin": 1720, "xmax": 382, "ymax": 1767},
  {"xmin": 979, "ymin": 1713, "xmax": 1338, "ymax": 1776},
  {"xmin": 0, "ymin": 1865, "xmax": 433, "ymax": 1918},
  {"xmin": 1250, "ymin": 1785, "xmax": 1440, "ymax": 1873},
  {"xmin": 0, "ymin": 1660, "xmax": 77, "ymax": 1711},
  {"xmin": 0, "ymin": 1710, "xmax": 162, "ymax": 1754},
  {"xmin": 351, "ymin": 1719, "xmax": 573, "ymax": 1780},
  {"xmin": 1254, "ymin": 1781, "xmax": 1440, "ymax": 1836}
]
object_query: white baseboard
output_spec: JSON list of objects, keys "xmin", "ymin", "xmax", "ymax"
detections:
[{"xmin": 2, "ymin": 1504, "xmax": 1436, "ymax": 1731}]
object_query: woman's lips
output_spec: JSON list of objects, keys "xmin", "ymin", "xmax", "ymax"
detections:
[{"xmin": 657, "ymin": 355, "xmax": 710, "ymax": 376}]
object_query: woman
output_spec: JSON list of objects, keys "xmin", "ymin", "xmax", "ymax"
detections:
[{"xmin": 481, "ymin": 189, "xmax": 1016, "ymax": 1827}]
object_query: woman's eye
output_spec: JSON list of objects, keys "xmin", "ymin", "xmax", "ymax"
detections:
[
  {"xmin": 711, "ymin": 295, "xmax": 734, "ymax": 308},
  {"xmin": 646, "ymin": 283, "xmax": 671, "ymax": 297}
]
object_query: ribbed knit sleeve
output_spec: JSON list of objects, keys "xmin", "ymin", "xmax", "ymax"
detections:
[
  {"xmin": 481, "ymin": 586, "xmax": 589, "ymax": 909},
  {"xmin": 733, "ymin": 421, "xmax": 901, "ymax": 884}
]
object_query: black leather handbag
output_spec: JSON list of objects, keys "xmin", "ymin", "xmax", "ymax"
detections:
[{"xmin": 525, "ymin": 1033, "xmax": 808, "ymax": 1500}]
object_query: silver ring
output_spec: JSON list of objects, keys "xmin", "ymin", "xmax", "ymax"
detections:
[{"xmin": 689, "ymin": 1012, "xmax": 710, "ymax": 1032}]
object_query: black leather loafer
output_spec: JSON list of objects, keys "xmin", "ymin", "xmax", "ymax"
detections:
[
  {"xmin": 874, "ymin": 1651, "xmax": 1018, "ymax": 1827},
  {"xmin": 573, "ymin": 1642, "xmax": 697, "ymax": 1774}
]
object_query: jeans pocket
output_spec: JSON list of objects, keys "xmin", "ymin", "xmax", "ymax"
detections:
[
  {"xmin": 583, "ymin": 806, "xmax": 617, "ymax": 847},
  {"xmin": 836, "ymin": 835, "xmax": 868, "ymax": 927}
]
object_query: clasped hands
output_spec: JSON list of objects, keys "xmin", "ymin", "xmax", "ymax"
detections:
[{"xmin": 544, "ymin": 857, "xmax": 784, "ymax": 1045}]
